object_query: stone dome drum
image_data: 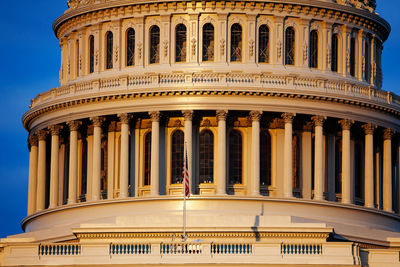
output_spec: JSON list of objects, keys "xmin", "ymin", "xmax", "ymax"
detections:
[{"xmin": 1, "ymin": 0, "xmax": 400, "ymax": 266}]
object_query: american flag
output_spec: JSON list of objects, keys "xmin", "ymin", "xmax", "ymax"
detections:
[{"xmin": 183, "ymin": 145, "xmax": 190, "ymax": 198}]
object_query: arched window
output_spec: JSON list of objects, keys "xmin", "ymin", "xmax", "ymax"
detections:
[
  {"xmin": 89, "ymin": 35, "xmax": 94, "ymax": 73},
  {"xmin": 202, "ymin": 23, "xmax": 214, "ymax": 62},
  {"xmin": 150, "ymin": 26, "xmax": 160, "ymax": 64},
  {"xmin": 229, "ymin": 130, "xmax": 243, "ymax": 184},
  {"xmin": 258, "ymin": 25, "xmax": 270, "ymax": 63},
  {"xmin": 230, "ymin": 23, "xmax": 242, "ymax": 62},
  {"xmin": 106, "ymin": 31, "xmax": 113, "ymax": 69},
  {"xmin": 175, "ymin": 24, "xmax": 187, "ymax": 62},
  {"xmin": 350, "ymin": 37, "xmax": 356, "ymax": 76},
  {"xmin": 260, "ymin": 129, "xmax": 271, "ymax": 186},
  {"xmin": 144, "ymin": 132, "xmax": 151, "ymax": 186},
  {"xmin": 126, "ymin": 28, "xmax": 135, "ymax": 67},
  {"xmin": 285, "ymin": 27, "xmax": 295, "ymax": 65},
  {"xmin": 171, "ymin": 130, "xmax": 184, "ymax": 184},
  {"xmin": 365, "ymin": 36, "xmax": 371, "ymax": 82},
  {"xmin": 309, "ymin": 30, "xmax": 318, "ymax": 68},
  {"xmin": 331, "ymin": 34, "xmax": 339, "ymax": 72},
  {"xmin": 199, "ymin": 130, "xmax": 214, "ymax": 183}
]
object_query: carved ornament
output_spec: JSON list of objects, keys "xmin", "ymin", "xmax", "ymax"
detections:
[
  {"xmin": 118, "ymin": 113, "xmax": 132, "ymax": 124},
  {"xmin": 49, "ymin": 125, "xmax": 63, "ymax": 136},
  {"xmin": 311, "ymin": 116, "xmax": 326, "ymax": 127},
  {"xmin": 339, "ymin": 119, "xmax": 353, "ymax": 130},
  {"xmin": 149, "ymin": 111, "xmax": 160, "ymax": 122},
  {"xmin": 182, "ymin": 110, "xmax": 194, "ymax": 121},
  {"xmin": 29, "ymin": 135, "xmax": 39, "ymax": 147},
  {"xmin": 383, "ymin": 128, "xmax": 395, "ymax": 140},
  {"xmin": 216, "ymin": 110, "xmax": 228, "ymax": 121},
  {"xmin": 249, "ymin": 111, "xmax": 262, "ymax": 121},
  {"xmin": 36, "ymin": 130, "xmax": 48, "ymax": 141},
  {"xmin": 67, "ymin": 120, "xmax": 81, "ymax": 131},
  {"xmin": 90, "ymin": 116, "xmax": 105, "ymax": 127},
  {"xmin": 282, "ymin": 113, "xmax": 295, "ymax": 124},
  {"xmin": 362, "ymin": 123, "xmax": 376, "ymax": 135}
]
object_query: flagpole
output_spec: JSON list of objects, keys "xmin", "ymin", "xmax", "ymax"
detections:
[{"xmin": 182, "ymin": 142, "xmax": 188, "ymax": 242}]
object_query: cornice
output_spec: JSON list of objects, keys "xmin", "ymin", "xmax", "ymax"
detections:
[
  {"xmin": 22, "ymin": 73, "xmax": 400, "ymax": 132},
  {"xmin": 53, "ymin": 0, "xmax": 390, "ymax": 41}
]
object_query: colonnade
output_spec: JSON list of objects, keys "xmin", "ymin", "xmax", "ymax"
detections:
[{"xmin": 27, "ymin": 110, "xmax": 399, "ymax": 215}]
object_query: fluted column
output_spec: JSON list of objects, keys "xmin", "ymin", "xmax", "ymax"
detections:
[
  {"xmin": 27, "ymin": 135, "xmax": 38, "ymax": 215},
  {"xmin": 36, "ymin": 130, "xmax": 48, "ymax": 211},
  {"xmin": 91, "ymin": 117, "xmax": 104, "ymax": 201},
  {"xmin": 67, "ymin": 121, "xmax": 80, "ymax": 204},
  {"xmin": 149, "ymin": 111, "xmax": 160, "ymax": 196},
  {"xmin": 49, "ymin": 125, "xmax": 62, "ymax": 209},
  {"xmin": 312, "ymin": 116, "xmax": 325, "ymax": 201},
  {"xmin": 282, "ymin": 113, "xmax": 295, "ymax": 198},
  {"xmin": 250, "ymin": 111, "xmax": 262, "ymax": 196},
  {"xmin": 362, "ymin": 123, "xmax": 376, "ymax": 208},
  {"xmin": 217, "ymin": 110, "xmax": 228, "ymax": 195},
  {"xmin": 119, "ymin": 113, "xmax": 131, "ymax": 198},
  {"xmin": 383, "ymin": 128, "xmax": 394, "ymax": 212},
  {"xmin": 339, "ymin": 119, "xmax": 353, "ymax": 204},
  {"xmin": 183, "ymin": 110, "xmax": 193, "ymax": 193}
]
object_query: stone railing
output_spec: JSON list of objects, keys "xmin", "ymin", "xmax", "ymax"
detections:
[
  {"xmin": 39, "ymin": 243, "xmax": 81, "ymax": 256},
  {"xmin": 280, "ymin": 243, "xmax": 323, "ymax": 255},
  {"xmin": 160, "ymin": 243, "xmax": 202, "ymax": 255},
  {"xmin": 29, "ymin": 72, "xmax": 397, "ymax": 111},
  {"xmin": 110, "ymin": 243, "xmax": 151, "ymax": 255}
]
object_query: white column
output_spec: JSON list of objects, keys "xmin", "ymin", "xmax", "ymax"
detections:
[
  {"xmin": 36, "ymin": 130, "xmax": 48, "ymax": 211},
  {"xmin": 312, "ymin": 116, "xmax": 325, "ymax": 201},
  {"xmin": 67, "ymin": 121, "xmax": 80, "ymax": 204},
  {"xmin": 149, "ymin": 111, "xmax": 160, "ymax": 196},
  {"xmin": 383, "ymin": 128, "xmax": 394, "ymax": 212},
  {"xmin": 339, "ymin": 119, "xmax": 353, "ymax": 204},
  {"xmin": 250, "ymin": 111, "xmax": 262, "ymax": 196},
  {"xmin": 119, "ymin": 113, "xmax": 131, "ymax": 198},
  {"xmin": 91, "ymin": 117, "xmax": 103, "ymax": 201},
  {"xmin": 282, "ymin": 113, "xmax": 295, "ymax": 198},
  {"xmin": 362, "ymin": 123, "xmax": 376, "ymax": 208},
  {"xmin": 27, "ymin": 135, "xmax": 38, "ymax": 215},
  {"xmin": 216, "ymin": 110, "xmax": 228, "ymax": 195},
  {"xmin": 49, "ymin": 125, "xmax": 62, "ymax": 209},
  {"xmin": 183, "ymin": 110, "xmax": 194, "ymax": 193}
]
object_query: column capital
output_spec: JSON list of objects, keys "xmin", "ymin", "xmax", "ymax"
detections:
[
  {"xmin": 90, "ymin": 116, "xmax": 105, "ymax": 127},
  {"xmin": 36, "ymin": 130, "xmax": 48, "ymax": 141},
  {"xmin": 149, "ymin": 111, "xmax": 160, "ymax": 122},
  {"xmin": 67, "ymin": 120, "xmax": 81, "ymax": 131},
  {"xmin": 49, "ymin": 125, "xmax": 63, "ymax": 136},
  {"xmin": 383, "ymin": 128, "xmax": 395, "ymax": 140},
  {"xmin": 302, "ymin": 121, "xmax": 313, "ymax": 132},
  {"xmin": 249, "ymin": 111, "xmax": 262, "ymax": 121},
  {"xmin": 29, "ymin": 134, "xmax": 38, "ymax": 147},
  {"xmin": 118, "ymin": 113, "xmax": 132, "ymax": 124},
  {"xmin": 282, "ymin": 113, "xmax": 295, "ymax": 124},
  {"xmin": 269, "ymin": 118, "xmax": 285, "ymax": 129},
  {"xmin": 216, "ymin": 110, "xmax": 228, "ymax": 121},
  {"xmin": 182, "ymin": 110, "xmax": 194, "ymax": 121},
  {"xmin": 362, "ymin": 123, "xmax": 377, "ymax": 135},
  {"xmin": 311, "ymin": 116, "xmax": 326, "ymax": 127},
  {"xmin": 339, "ymin": 119, "xmax": 354, "ymax": 130}
]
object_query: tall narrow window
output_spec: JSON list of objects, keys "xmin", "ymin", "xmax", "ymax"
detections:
[
  {"xmin": 260, "ymin": 129, "xmax": 271, "ymax": 186},
  {"xmin": 199, "ymin": 130, "xmax": 214, "ymax": 184},
  {"xmin": 171, "ymin": 130, "xmax": 184, "ymax": 184},
  {"xmin": 285, "ymin": 27, "xmax": 295, "ymax": 65},
  {"xmin": 365, "ymin": 37, "xmax": 371, "ymax": 82},
  {"xmin": 350, "ymin": 37, "xmax": 356, "ymax": 76},
  {"xmin": 292, "ymin": 133, "xmax": 300, "ymax": 191},
  {"xmin": 150, "ymin": 26, "xmax": 160, "ymax": 64},
  {"xmin": 202, "ymin": 23, "xmax": 214, "ymax": 62},
  {"xmin": 100, "ymin": 136, "xmax": 108, "ymax": 199},
  {"xmin": 89, "ymin": 35, "xmax": 94, "ymax": 73},
  {"xmin": 335, "ymin": 136, "xmax": 342, "ymax": 195},
  {"xmin": 144, "ymin": 132, "xmax": 151, "ymax": 186},
  {"xmin": 62, "ymin": 137, "xmax": 70, "ymax": 205},
  {"xmin": 106, "ymin": 31, "xmax": 113, "ymax": 69},
  {"xmin": 230, "ymin": 23, "xmax": 242, "ymax": 62},
  {"xmin": 309, "ymin": 30, "xmax": 318, "ymax": 68},
  {"xmin": 175, "ymin": 24, "xmax": 187, "ymax": 62},
  {"xmin": 126, "ymin": 28, "xmax": 135, "ymax": 67},
  {"xmin": 258, "ymin": 25, "xmax": 270, "ymax": 63},
  {"xmin": 80, "ymin": 136, "xmax": 88, "ymax": 202},
  {"xmin": 229, "ymin": 130, "xmax": 243, "ymax": 185},
  {"xmin": 76, "ymin": 40, "xmax": 80, "ymax": 77},
  {"xmin": 331, "ymin": 34, "xmax": 339, "ymax": 72}
]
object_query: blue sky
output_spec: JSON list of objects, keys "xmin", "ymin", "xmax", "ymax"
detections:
[{"xmin": 0, "ymin": 1, "xmax": 399, "ymax": 238}]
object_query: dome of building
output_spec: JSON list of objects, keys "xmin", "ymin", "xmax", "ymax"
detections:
[{"xmin": 1, "ymin": 0, "xmax": 400, "ymax": 266}]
